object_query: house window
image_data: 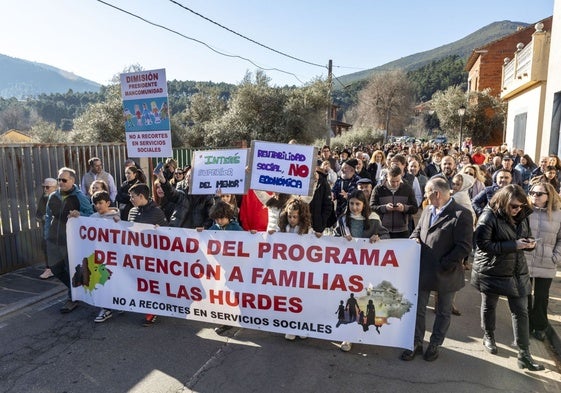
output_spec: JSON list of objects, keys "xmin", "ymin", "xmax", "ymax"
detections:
[{"xmin": 513, "ymin": 113, "xmax": 527, "ymax": 150}]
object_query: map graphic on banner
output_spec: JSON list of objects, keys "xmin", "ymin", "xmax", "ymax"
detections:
[
  {"xmin": 120, "ymin": 68, "xmax": 172, "ymax": 157},
  {"xmin": 67, "ymin": 217, "xmax": 420, "ymax": 350}
]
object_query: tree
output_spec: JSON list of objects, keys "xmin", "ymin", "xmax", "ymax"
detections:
[
  {"xmin": 431, "ymin": 86, "xmax": 505, "ymax": 146},
  {"xmin": 352, "ymin": 70, "xmax": 415, "ymax": 138},
  {"xmin": 70, "ymin": 65, "xmax": 143, "ymax": 143},
  {"xmin": 28, "ymin": 120, "xmax": 66, "ymax": 143},
  {"xmin": 407, "ymin": 55, "xmax": 467, "ymax": 101},
  {"xmin": 0, "ymin": 102, "xmax": 39, "ymax": 132},
  {"xmin": 70, "ymin": 83, "xmax": 124, "ymax": 143},
  {"xmin": 203, "ymin": 71, "xmax": 329, "ymax": 147}
]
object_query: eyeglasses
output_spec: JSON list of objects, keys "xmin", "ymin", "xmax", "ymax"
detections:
[
  {"xmin": 129, "ymin": 194, "xmax": 139, "ymax": 200},
  {"xmin": 174, "ymin": 172, "xmax": 184, "ymax": 175},
  {"xmin": 529, "ymin": 191, "xmax": 546, "ymax": 197},
  {"xmin": 43, "ymin": 185, "xmax": 54, "ymax": 189},
  {"xmin": 57, "ymin": 178, "xmax": 69, "ymax": 183},
  {"xmin": 509, "ymin": 203, "xmax": 525, "ymax": 210}
]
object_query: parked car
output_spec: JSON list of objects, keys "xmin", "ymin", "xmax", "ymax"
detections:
[{"xmin": 434, "ymin": 135, "xmax": 447, "ymax": 144}]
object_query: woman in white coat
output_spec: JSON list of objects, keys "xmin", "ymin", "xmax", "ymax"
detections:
[{"xmin": 526, "ymin": 182, "xmax": 561, "ymax": 341}]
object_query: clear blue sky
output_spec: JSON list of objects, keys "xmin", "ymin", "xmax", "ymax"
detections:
[{"xmin": 1, "ymin": 0, "xmax": 554, "ymax": 87}]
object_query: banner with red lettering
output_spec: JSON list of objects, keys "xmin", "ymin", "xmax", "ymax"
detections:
[{"xmin": 67, "ymin": 217, "xmax": 420, "ymax": 350}]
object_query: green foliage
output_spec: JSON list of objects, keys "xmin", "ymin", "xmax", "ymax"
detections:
[
  {"xmin": 314, "ymin": 127, "xmax": 383, "ymax": 151},
  {"xmin": 0, "ymin": 101, "xmax": 38, "ymax": 131},
  {"xmin": 201, "ymin": 71, "xmax": 329, "ymax": 148},
  {"xmin": 335, "ymin": 20, "xmax": 527, "ymax": 87},
  {"xmin": 407, "ymin": 55, "xmax": 467, "ymax": 101},
  {"xmin": 70, "ymin": 84, "xmax": 124, "ymax": 143},
  {"xmin": 28, "ymin": 120, "xmax": 66, "ymax": 143},
  {"xmin": 431, "ymin": 86, "xmax": 505, "ymax": 146}
]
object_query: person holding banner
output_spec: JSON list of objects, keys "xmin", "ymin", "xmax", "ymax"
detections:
[
  {"xmin": 402, "ymin": 177, "xmax": 473, "ymax": 362},
  {"xmin": 310, "ymin": 166, "xmax": 336, "ymax": 235},
  {"xmin": 334, "ymin": 189, "xmax": 390, "ymax": 352},
  {"xmin": 45, "ymin": 167, "xmax": 93, "ymax": 313},
  {"xmin": 155, "ymin": 167, "xmax": 214, "ymax": 229},
  {"xmin": 127, "ymin": 183, "xmax": 168, "ymax": 326},
  {"xmin": 201, "ymin": 200, "xmax": 244, "ymax": 335},
  {"xmin": 70, "ymin": 191, "xmax": 120, "ymax": 323},
  {"xmin": 276, "ymin": 197, "xmax": 314, "ymax": 341}
]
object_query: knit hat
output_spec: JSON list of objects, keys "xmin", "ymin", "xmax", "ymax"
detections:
[{"xmin": 345, "ymin": 158, "xmax": 359, "ymax": 170}]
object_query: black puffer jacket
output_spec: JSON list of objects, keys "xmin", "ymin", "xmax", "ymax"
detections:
[
  {"xmin": 160, "ymin": 180, "xmax": 213, "ymax": 229},
  {"xmin": 128, "ymin": 201, "xmax": 168, "ymax": 226},
  {"xmin": 471, "ymin": 204, "xmax": 533, "ymax": 296}
]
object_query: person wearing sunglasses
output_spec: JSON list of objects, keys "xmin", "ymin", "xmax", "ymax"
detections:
[
  {"xmin": 526, "ymin": 182, "xmax": 561, "ymax": 342},
  {"xmin": 170, "ymin": 168, "xmax": 185, "ymax": 189},
  {"xmin": 471, "ymin": 184, "xmax": 544, "ymax": 371},
  {"xmin": 44, "ymin": 167, "xmax": 93, "ymax": 314}
]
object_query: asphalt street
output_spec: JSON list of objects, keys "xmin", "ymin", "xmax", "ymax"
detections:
[{"xmin": 1, "ymin": 265, "xmax": 560, "ymax": 393}]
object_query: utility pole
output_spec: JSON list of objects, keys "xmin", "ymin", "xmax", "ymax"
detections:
[{"xmin": 326, "ymin": 59, "xmax": 333, "ymax": 146}]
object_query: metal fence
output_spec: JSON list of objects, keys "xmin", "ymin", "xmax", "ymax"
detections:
[
  {"xmin": 0, "ymin": 143, "xmax": 129, "ymax": 273},
  {"xmin": 0, "ymin": 143, "xmax": 194, "ymax": 274}
]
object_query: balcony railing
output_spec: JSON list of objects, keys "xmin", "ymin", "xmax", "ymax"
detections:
[{"xmin": 501, "ymin": 22, "xmax": 550, "ymax": 99}]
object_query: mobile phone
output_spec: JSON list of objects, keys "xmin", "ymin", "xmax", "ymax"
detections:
[{"xmin": 153, "ymin": 162, "xmax": 164, "ymax": 174}]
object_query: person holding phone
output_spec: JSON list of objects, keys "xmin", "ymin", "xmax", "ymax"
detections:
[
  {"xmin": 471, "ymin": 185, "xmax": 544, "ymax": 371},
  {"xmin": 370, "ymin": 166, "xmax": 418, "ymax": 238},
  {"xmin": 526, "ymin": 182, "xmax": 561, "ymax": 341}
]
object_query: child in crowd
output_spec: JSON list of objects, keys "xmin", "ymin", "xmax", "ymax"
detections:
[
  {"xmin": 334, "ymin": 189, "xmax": 389, "ymax": 352},
  {"xmin": 254, "ymin": 191, "xmax": 293, "ymax": 234},
  {"xmin": 70, "ymin": 190, "xmax": 119, "ymax": 322},
  {"xmin": 90, "ymin": 191, "xmax": 119, "ymax": 322},
  {"xmin": 277, "ymin": 198, "xmax": 313, "ymax": 341},
  {"xmin": 200, "ymin": 201, "xmax": 244, "ymax": 334},
  {"xmin": 278, "ymin": 198, "xmax": 312, "ymax": 235},
  {"xmin": 128, "ymin": 183, "xmax": 168, "ymax": 326},
  {"xmin": 215, "ymin": 189, "xmax": 239, "ymax": 221},
  {"xmin": 207, "ymin": 200, "xmax": 243, "ymax": 232}
]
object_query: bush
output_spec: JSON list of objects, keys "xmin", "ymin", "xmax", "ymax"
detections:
[{"xmin": 313, "ymin": 127, "xmax": 384, "ymax": 150}]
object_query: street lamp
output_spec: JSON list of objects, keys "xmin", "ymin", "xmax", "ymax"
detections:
[{"xmin": 458, "ymin": 105, "xmax": 466, "ymax": 150}]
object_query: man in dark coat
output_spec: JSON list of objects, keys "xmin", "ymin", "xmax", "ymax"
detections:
[
  {"xmin": 45, "ymin": 168, "xmax": 93, "ymax": 313},
  {"xmin": 401, "ymin": 177, "xmax": 473, "ymax": 362}
]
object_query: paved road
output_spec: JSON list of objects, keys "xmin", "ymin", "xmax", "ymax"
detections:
[{"xmin": 1, "ymin": 266, "xmax": 560, "ymax": 393}]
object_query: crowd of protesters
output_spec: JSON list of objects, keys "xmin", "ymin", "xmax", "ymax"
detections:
[{"xmin": 37, "ymin": 139, "xmax": 561, "ymax": 371}]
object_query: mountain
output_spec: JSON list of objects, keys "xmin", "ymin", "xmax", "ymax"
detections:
[
  {"xmin": 0, "ymin": 20, "xmax": 533, "ymax": 99},
  {"xmin": 0, "ymin": 54, "xmax": 101, "ymax": 99},
  {"xmin": 335, "ymin": 20, "xmax": 529, "ymax": 88}
]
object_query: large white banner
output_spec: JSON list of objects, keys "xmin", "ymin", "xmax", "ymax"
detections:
[{"xmin": 68, "ymin": 217, "xmax": 420, "ymax": 350}]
